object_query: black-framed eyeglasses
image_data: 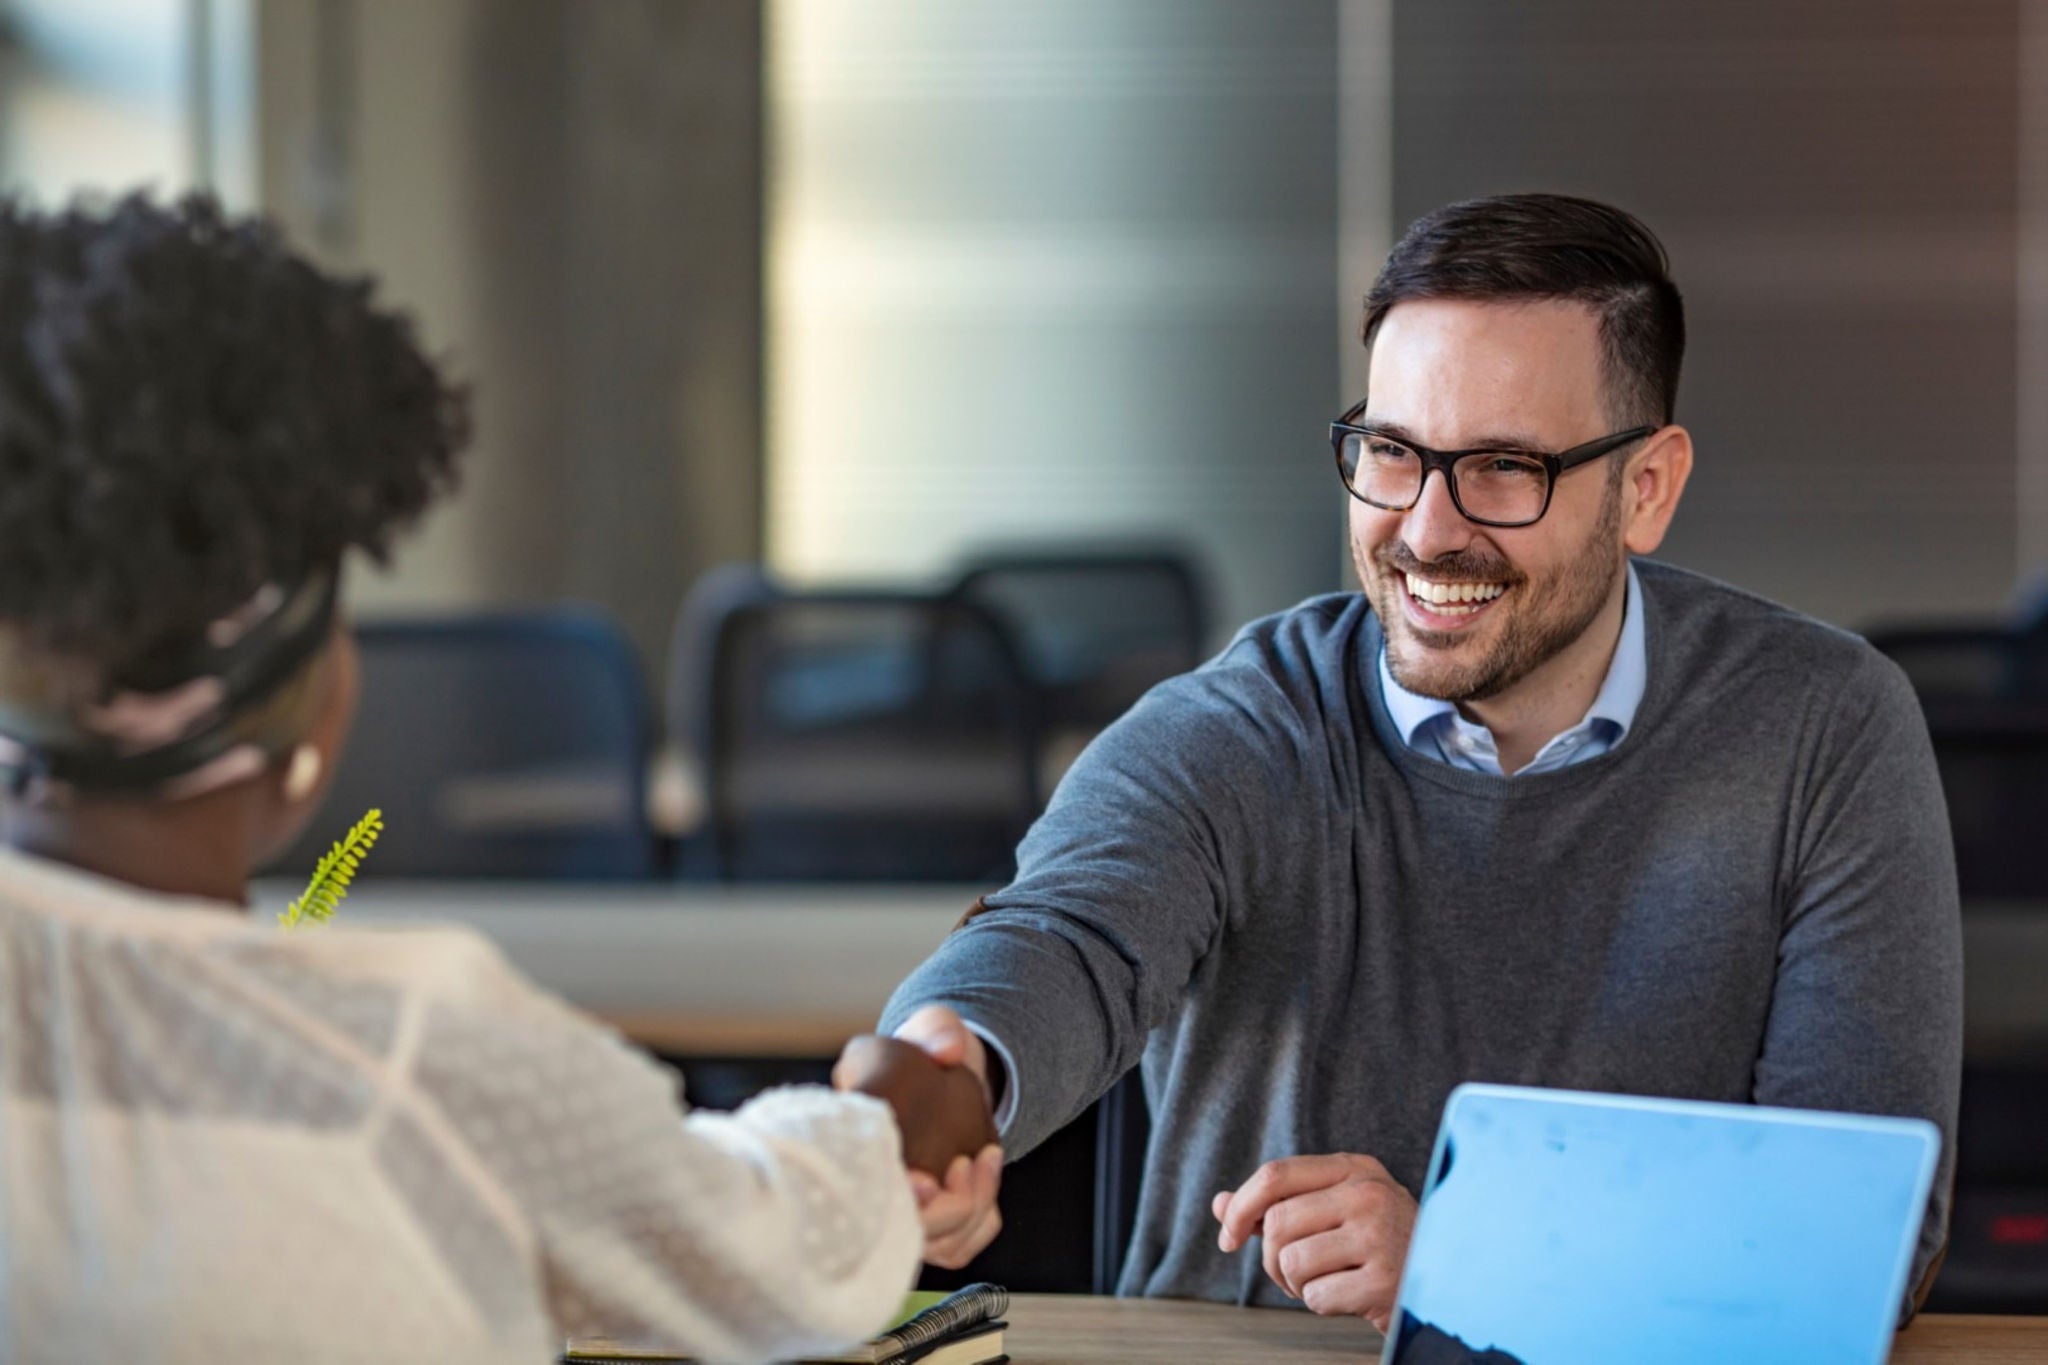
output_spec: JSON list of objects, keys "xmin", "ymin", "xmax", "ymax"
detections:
[{"xmin": 1329, "ymin": 398, "xmax": 1656, "ymax": 529}]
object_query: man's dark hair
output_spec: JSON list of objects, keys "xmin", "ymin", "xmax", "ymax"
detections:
[
  {"xmin": 1362, "ymin": 193, "xmax": 1685, "ymax": 428},
  {"xmin": 0, "ymin": 193, "xmax": 468, "ymax": 672}
]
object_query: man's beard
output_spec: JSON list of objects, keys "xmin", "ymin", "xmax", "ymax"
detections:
[{"xmin": 1355, "ymin": 486, "xmax": 1626, "ymax": 704}]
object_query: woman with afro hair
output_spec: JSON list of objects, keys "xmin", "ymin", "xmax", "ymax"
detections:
[{"xmin": 0, "ymin": 195, "xmax": 989, "ymax": 1365}]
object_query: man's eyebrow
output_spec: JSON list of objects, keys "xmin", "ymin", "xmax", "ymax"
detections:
[{"xmin": 1353, "ymin": 416, "xmax": 1555, "ymax": 454}]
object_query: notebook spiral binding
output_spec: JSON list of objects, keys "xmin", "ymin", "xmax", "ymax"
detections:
[{"xmin": 872, "ymin": 1284, "xmax": 1008, "ymax": 1362}]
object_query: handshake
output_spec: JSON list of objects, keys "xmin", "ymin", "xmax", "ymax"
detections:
[
  {"xmin": 832, "ymin": 1033, "xmax": 998, "ymax": 1175},
  {"xmin": 833, "ymin": 1008, "xmax": 1006, "ymax": 1268}
]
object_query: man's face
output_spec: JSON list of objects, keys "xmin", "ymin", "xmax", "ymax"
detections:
[{"xmin": 1351, "ymin": 297, "xmax": 1631, "ymax": 704}]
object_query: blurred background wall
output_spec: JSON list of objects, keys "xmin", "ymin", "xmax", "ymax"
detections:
[
  {"xmin": 2, "ymin": 0, "xmax": 2044, "ymax": 648},
  {"xmin": 1396, "ymin": 0, "xmax": 2022, "ymax": 629},
  {"xmin": 256, "ymin": 0, "xmax": 766, "ymax": 662},
  {"xmin": 766, "ymin": 1, "xmax": 1347, "ymax": 635}
]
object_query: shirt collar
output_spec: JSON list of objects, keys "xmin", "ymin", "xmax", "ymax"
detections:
[
  {"xmin": 1378, "ymin": 560, "xmax": 1648, "ymax": 749},
  {"xmin": 1582, "ymin": 560, "xmax": 1647, "ymax": 739}
]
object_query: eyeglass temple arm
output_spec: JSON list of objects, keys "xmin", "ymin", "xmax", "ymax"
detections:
[{"xmin": 1552, "ymin": 425, "xmax": 1659, "ymax": 473}]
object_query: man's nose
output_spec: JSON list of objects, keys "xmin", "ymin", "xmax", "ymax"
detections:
[{"xmin": 1400, "ymin": 469, "xmax": 1475, "ymax": 564}]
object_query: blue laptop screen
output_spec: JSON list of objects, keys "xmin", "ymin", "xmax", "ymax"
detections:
[{"xmin": 1385, "ymin": 1085, "xmax": 1937, "ymax": 1365}]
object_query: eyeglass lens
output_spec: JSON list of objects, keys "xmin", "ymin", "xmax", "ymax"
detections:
[{"xmin": 1338, "ymin": 432, "xmax": 1548, "ymax": 525}]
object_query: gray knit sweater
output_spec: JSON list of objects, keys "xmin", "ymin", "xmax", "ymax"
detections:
[{"xmin": 880, "ymin": 558, "xmax": 1961, "ymax": 1305}]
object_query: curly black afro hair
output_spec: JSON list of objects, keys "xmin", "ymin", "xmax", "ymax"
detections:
[{"xmin": 0, "ymin": 192, "xmax": 468, "ymax": 674}]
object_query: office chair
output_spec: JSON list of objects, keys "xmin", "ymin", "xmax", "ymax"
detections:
[
  {"xmin": 678, "ymin": 572, "xmax": 1041, "ymax": 881},
  {"xmin": 1915, "ymin": 698, "xmax": 2048, "ymax": 1312},
  {"xmin": 949, "ymin": 548, "xmax": 1209, "ymax": 732},
  {"xmin": 1866, "ymin": 625, "xmax": 2048, "ymax": 701},
  {"xmin": 1922, "ymin": 699, "xmax": 2048, "ymax": 900},
  {"xmin": 265, "ymin": 607, "xmax": 657, "ymax": 879},
  {"xmin": 1092, "ymin": 1067, "xmax": 1152, "ymax": 1295}
]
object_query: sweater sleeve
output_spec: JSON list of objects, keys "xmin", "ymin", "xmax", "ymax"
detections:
[
  {"xmin": 879, "ymin": 636, "xmax": 1313, "ymax": 1158},
  {"xmin": 1752, "ymin": 648, "xmax": 1963, "ymax": 1310},
  {"xmin": 405, "ymin": 938, "xmax": 922, "ymax": 1365}
]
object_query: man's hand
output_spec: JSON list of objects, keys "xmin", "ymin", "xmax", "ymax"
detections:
[
  {"xmin": 908, "ymin": 1143, "xmax": 1003, "ymax": 1269},
  {"xmin": 1211, "ymin": 1154, "xmax": 1418, "ymax": 1331},
  {"xmin": 892, "ymin": 1005, "xmax": 1005, "ymax": 1268}
]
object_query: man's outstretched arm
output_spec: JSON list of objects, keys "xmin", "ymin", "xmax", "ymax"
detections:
[{"xmin": 864, "ymin": 650, "xmax": 1313, "ymax": 1264}]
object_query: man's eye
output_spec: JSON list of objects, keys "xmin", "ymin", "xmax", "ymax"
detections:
[{"xmin": 1367, "ymin": 440, "xmax": 1415, "ymax": 461}]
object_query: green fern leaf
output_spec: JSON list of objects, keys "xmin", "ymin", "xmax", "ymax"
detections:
[{"xmin": 279, "ymin": 808, "xmax": 385, "ymax": 929}]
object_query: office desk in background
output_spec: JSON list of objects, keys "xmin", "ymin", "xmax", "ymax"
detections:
[
  {"xmin": 998, "ymin": 1295, "xmax": 2048, "ymax": 1363},
  {"xmin": 253, "ymin": 880, "xmax": 982, "ymax": 1056},
  {"xmin": 258, "ymin": 883, "xmax": 2048, "ymax": 1063}
]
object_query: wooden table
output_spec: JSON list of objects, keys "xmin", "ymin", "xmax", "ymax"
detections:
[
  {"xmin": 251, "ymin": 879, "xmax": 983, "ymax": 1056},
  {"xmin": 1005, "ymin": 1295, "xmax": 1382, "ymax": 1361},
  {"xmin": 1000, "ymin": 1295, "xmax": 2048, "ymax": 1363}
]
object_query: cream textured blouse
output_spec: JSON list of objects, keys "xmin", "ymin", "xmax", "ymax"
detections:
[{"xmin": 0, "ymin": 849, "xmax": 921, "ymax": 1365}]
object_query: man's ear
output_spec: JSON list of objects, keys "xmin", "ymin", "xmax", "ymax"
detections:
[{"xmin": 1622, "ymin": 424, "xmax": 1694, "ymax": 556}]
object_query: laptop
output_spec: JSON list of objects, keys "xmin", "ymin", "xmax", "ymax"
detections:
[{"xmin": 1382, "ymin": 1084, "xmax": 1939, "ymax": 1365}]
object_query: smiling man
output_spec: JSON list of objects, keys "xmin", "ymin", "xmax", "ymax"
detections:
[{"xmin": 871, "ymin": 194, "xmax": 1962, "ymax": 1329}]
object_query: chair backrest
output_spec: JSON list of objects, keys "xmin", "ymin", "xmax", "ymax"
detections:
[
  {"xmin": 1866, "ymin": 623, "xmax": 2048, "ymax": 700},
  {"xmin": 950, "ymin": 549, "xmax": 1208, "ymax": 730},
  {"xmin": 691, "ymin": 581, "xmax": 1041, "ymax": 880},
  {"xmin": 668, "ymin": 561, "xmax": 781, "ymax": 770},
  {"xmin": 1092, "ymin": 1066, "xmax": 1151, "ymax": 1296},
  {"xmin": 265, "ymin": 608, "xmax": 656, "ymax": 879},
  {"xmin": 1922, "ymin": 698, "xmax": 2048, "ymax": 900}
]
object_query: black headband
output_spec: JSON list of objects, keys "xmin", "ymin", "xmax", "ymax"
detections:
[{"xmin": 0, "ymin": 571, "xmax": 339, "ymax": 794}]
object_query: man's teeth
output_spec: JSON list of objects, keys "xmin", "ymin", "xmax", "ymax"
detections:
[{"xmin": 1404, "ymin": 572, "xmax": 1507, "ymax": 611}]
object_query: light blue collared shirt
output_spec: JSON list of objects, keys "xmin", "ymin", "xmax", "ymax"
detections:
[{"xmin": 1379, "ymin": 561, "xmax": 1647, "ymax": 776}]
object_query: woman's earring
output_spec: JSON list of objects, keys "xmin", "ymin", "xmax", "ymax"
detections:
[{"xmin": 283, "ymin": 743, "xmax": 323, "ymax": 803}]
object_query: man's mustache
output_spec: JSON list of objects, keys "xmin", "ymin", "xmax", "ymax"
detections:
[{"xmin": 1369, "ymin": 541, "xmax": 1524, "ymax": 586}]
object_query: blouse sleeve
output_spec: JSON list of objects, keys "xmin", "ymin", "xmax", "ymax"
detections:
[{"xmin": 398, "ymin": 933, "xmax": 922, "ymax": 1365}]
